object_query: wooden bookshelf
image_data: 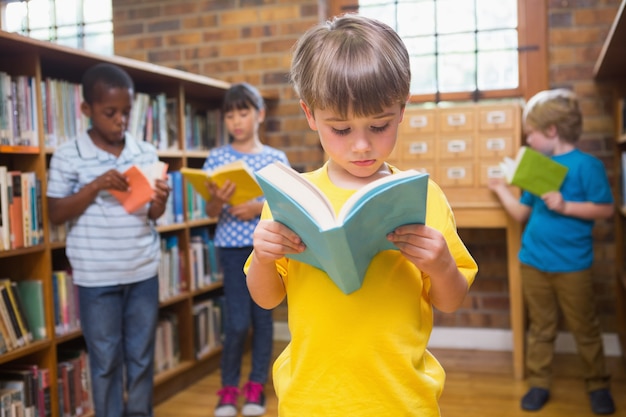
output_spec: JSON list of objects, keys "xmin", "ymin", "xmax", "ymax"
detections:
[
  {"xmin": 0, "ymin": 29, "xmax": 229, "ymax": 416},
  {"xmin": 594, "ymin": 0, "xmax": 626, "ymax": 366}
]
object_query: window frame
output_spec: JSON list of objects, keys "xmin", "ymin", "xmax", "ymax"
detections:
[{"xmin": 328, "ymin": 0, "xmax": 548, "ymax": 103}]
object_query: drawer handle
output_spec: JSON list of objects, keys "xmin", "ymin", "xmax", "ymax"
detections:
[
  {"xmin": 408, "ymin": 142, "xmax": 428, "ymax": 154},
  {"xmin": 487, "ymin": 166, "xmax": 504, "ymax": 178},
  {"xmin": 447, "ymin": 167, "xmax": 466, "ymax": 179},
  {"xmin": 447, "ymin": 113, "xmax": 466, "ymax": 126},
  {"xmin": 486, "ymin": 138, "xmax": 506, "ymax": 151},
  {"xmin": 447, "ymin": 139, "xmax": 467, "ymax": 152},
  {"xmin": 409, "ymin": 115, "xmax": 428, "ymax": 128},
  {"xmin": 486, "ymin": 110, "xmax": 506, "ymax": 124}
]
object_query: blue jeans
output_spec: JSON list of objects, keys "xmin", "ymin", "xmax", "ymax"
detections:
[
  {"xmin": 219, "ymin": 247, "xmax": 273, "ymax": 387},
  {"xmin": 78, "ymin": 276, "xmax": 159, "ymax": 417}
]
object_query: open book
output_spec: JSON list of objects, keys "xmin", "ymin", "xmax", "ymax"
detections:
[
  {"xmin": 255, "ymin": 162, "xmax": 429, "ymax": 294},
  {"xmin": 499, "ymin": 146, "xmax": 568, "ymax": 196},
  {"xmin": 181, "ymin": 161, "xmax": 263, "ymax": 206},
  {"xmin": 109, "ymin": 161, "xmax": 168, "ymax": 213}
]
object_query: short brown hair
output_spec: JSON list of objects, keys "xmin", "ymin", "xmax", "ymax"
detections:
[
  {"xmin": 290, "ymin": 14, "xmax": 411, "ymax": 119},
  {"xmin": 523, "ymin": 88, "xmax": 582, "ymax": 144}
]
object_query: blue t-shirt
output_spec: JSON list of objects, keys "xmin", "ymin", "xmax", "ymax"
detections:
[
  {"xmin": 203, "ymin": 144, "xmax": 289, "ymax": 248},
  {"xmin": 519, "ymin": 148, "xmax": 613, "ymax": 272}
]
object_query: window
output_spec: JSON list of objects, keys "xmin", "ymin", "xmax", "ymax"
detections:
[
  {"xmin": 1, "ymin": 0, "xmax": 113, "ymax": 55},
  {"xmin": 331, "ymin": 0, "xmax": 546, "ymax": 102},
  {"xmin": 358, "ymin": 0, "xmax": 518, "ymax": 100}
]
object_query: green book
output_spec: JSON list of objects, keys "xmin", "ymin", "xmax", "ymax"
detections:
[
  {"xmin": 16, "ymin": 280, "xmax": 47, "ymax": 341},
  {"xmin": 500, "ymin": 146, "xmax": 568, "ymax": 196},
  {"xmin": 255, "ymin": 162, "xmax": 429, "ymax": 295}
]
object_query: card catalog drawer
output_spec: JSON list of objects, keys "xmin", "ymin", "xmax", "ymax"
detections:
[
  {"xmin": 478, "ymin": 105, "xmax": 519, "ymax": 131},
  {"xmin": 437, "ymin": 161, "xmax": 474, "ymax": 187},
  {"xmin": 478, "ymin": 161, "xmax": 505, "ymax": 187},
  {"xmin": 400, "ymin": 108, "xmax": 436, "ymax": 134},
  {"xmin": 478, "ymin": 133, "xmax": 515, "ymax": 158},
  {"xmin": 437, "ymin": 136, "xmax": 474, "ymax": 159},
  {"xmin": 400, "ymin": 138, "xmax": 436, "ymax": 161},
  {"xmin": 439, "ymin": 108, "xmax": 474, "ymax": 133}
]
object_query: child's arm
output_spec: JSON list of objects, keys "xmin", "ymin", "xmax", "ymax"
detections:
[
  {"xmin": 48, "ymin": 169, "xmax": 128, "ymax": 225},
  {"xmin": 542, "ymin": 191, "xmax": 614, "ymax": 220},
  {"xmin": 246, "ymin": 219, "xmax": 305, "ymax": 309},
  {"xmin": 388, "ymin": 224, "xmax": 469, "ymax": 313},
  {"xmin": 488, "ymin": 177, "xmax": 531, "ymax": 223},
  {"xmin": 148, "ymin": 178, "xmax": 170, "ymax": 221}
]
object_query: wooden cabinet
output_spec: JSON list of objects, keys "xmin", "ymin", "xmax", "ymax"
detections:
[
  {"xmin": 595, "ymin": 0, "xmax": 626, "ymax": 365},
  {"xmin": 0, "ymin": 30, "xmax": 230, "ymax": 415},
  {"xmin": 390, "ymin": 101, "xmax": 526, "ymax": 379}
]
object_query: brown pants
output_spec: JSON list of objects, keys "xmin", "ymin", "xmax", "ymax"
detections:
[{"xmin": 521, "ymin": 264, "xmax": 610, "ymax": 391}]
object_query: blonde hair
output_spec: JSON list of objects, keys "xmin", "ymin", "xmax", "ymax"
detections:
[
  {"xmin": 290, "ymin": 14, "xmax": 411, "ymax": 119},
  {"xmin": 523, "ymin": 88, "xmax": 582, "ymax": 144}
]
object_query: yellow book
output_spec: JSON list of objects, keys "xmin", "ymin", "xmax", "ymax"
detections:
[{"xmin": 181, "ymin": 161, "xmax": 263, "ymax": 206}]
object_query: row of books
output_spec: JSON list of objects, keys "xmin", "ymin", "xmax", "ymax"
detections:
[
  {"xmin": 52, "ymin": 270, "xmax": 81, "ymax": 337},
  {"xmin": 185, "ymin": 104, "xmax": 227, "ymax": 151},
  {"xmin": 57, "ymin": 350, "xmax": 93, "ymax": 417},
  {"xmin": 154, "ymin": 311, "xmax": 180, "ymax": 375},
  {"xmin": 39, "ymin": 76, "xmax": 225, "ymax": 151},
  {"xmin": 0, "ymin": 349, "xmax": 92, "ymax": 417},
  {"xmin": 0, "ymin": 167, "xmax": 44, "ymax": 252},
  {"xmin": 40, "ymin": 77, "xmax": 88, "ymax": 149},
  {"xmin": 192, "ymin": 296, "xmax": 224, "ymax": 359},
  {"xmin": 0, "ymin": 279, "xmax": 46, "ymax": 354},
  {"xmin": 0, "ymin": 72, "xmax": 39, "ymax": 148},
  {"xmin": 158, "ymin": 229, "xmax": 223, "ymax": 301},
  {"xmin": 0, "ymin": 364, "xmax": 52, "ymax": 417}
]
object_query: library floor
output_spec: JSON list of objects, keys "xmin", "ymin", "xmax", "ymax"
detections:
[{"xmin": 154, "ymin": 341, "xmax": 626, "ymax": 417}]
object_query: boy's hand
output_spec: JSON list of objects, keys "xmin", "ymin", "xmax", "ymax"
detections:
[
  {"xmin": 252, "ymin": 220, "xmax": 305, "ymax": 264},
  {"xmin": 94, "ymin": 169, "xmax": 129, "ymax": 191},
  {"xmin": 487, "ymin": 177, "xmax": 507, "ymax": 192},
  {"xmin": 152, "ymin": 178, "xmax": 171, "ymax": 205},
  {"xmin": 387, "ymin": 224, "xmax": 455, "ymax": 278},
  {"xmin": 542, "ymin": 191, "xmax": 565, "ymax": 213}
]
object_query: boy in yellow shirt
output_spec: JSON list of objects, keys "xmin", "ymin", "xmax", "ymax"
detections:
[{"xmin": 245, "ymin": 14, "xmax": 477, "ymax": 417}]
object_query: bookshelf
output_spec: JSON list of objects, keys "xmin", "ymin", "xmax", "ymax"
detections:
[
  {"xmin": 0, "ymin": 29, "xmax": 230, "ymax": 415},
  {"xmin": 594, "ymin": 0, "xmax": 626, "ymax": 365}
]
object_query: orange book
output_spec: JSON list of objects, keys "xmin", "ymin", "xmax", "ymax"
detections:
[
  {"xmin": 109, "ymin": 162, "xmax": 168, "ymax": 213},
  {"xmin": 8, "ymin": 171, "xmax": 23, "ymax": 249}
]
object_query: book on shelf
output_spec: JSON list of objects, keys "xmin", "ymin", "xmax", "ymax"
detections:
[
  {"xmin": 254, "ymin": 162, "xmax": 429, "ymax": 294},
  {"xmin": 8, "ymin": 171, "xmax": 24, "ymax": 249},
  {"xmin": 0, "ymin": 279, "xmax": 32, "ymax": 345},
  {"xmin": 181, "ymin": 161, "xmax": 264, "ymax": 206},
  {"xmin": 498, "ymin": 146, "xmax": 568, "ymax": 196},
  {"xmin": 0, "ymin": 166, "xmax": 9, "ymax": 251},
  {"xmin": 0, "ymin": 286, "xmax": 20, "ymax": 350},
  {"xmin": 108, "ymin": 161, "xmax": 169, "ymax": 214},
  {"xmin": 0, "ymin": 365, "xmax": 42, "ymax": 417},
  {"xmin": 16, "ymin": 280, "xmax": 47, "ymax": 341}
]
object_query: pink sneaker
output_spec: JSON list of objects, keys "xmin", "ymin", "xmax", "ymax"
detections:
[
  {"xmin": 215, "ymin": 386, "xmax": 239, "ymax": 417},
  {"xmin": 241, "ymin": 381, "xmax": 266, "ymax": 416}
]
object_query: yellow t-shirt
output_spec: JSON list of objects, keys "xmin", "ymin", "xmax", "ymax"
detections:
[{"xmin": 246, "ymin": 164, "xmax": 477, "ymax": 417}]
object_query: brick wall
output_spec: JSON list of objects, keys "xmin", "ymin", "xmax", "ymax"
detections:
[{"xmin": 112, "ymin": 0, "xmax": 622, "ymax": 333}]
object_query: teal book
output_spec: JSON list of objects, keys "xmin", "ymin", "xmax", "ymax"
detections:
[
  {"xmin": 499, "ymin": 146, "xmax": 568, "ymax": 196},
  {"xmin": 16, "ymin": 280, "xmax": 47, "ymax": 341},
  {"xmin": 255, "ymin": 162, "xmax": 429, "ymax": 294}
]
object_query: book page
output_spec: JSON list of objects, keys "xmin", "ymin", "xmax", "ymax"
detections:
[
  {"xmin": 255, "ymin": 162, "xmax": 336, "ymax": 229},
  {"xmin": 338, "ymin": 169, "xmax": 425, "ymax": 223}
]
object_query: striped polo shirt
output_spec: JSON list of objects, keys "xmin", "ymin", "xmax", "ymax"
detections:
[{"xmin": 47, "ymin": 132, "xmax": 161, "ymax": 287}]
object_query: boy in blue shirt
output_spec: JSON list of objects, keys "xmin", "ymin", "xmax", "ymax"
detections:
[{"xmin": 489, "ymin": 88, "xmax": 616, "ymax": 415}]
